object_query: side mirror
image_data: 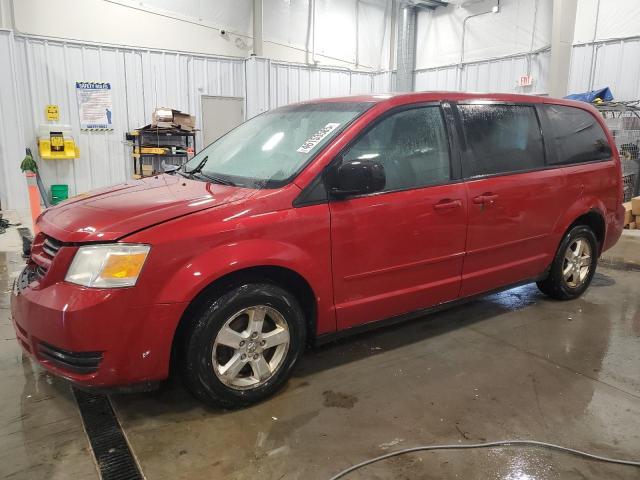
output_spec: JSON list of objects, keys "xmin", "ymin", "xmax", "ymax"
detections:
[{"xmin": 327, "ymin": 159, "xmax": 386, "ymax": 198}]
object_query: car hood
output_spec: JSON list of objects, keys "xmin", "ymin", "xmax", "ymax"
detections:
[{"xmin": 38, "ymin": 175, "xmax": 254, "ymax": 242}]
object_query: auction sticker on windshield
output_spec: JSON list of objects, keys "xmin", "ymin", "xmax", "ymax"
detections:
[{"xmin": 297, "ymin": 123, "xmax": 341, "ymax": 153}]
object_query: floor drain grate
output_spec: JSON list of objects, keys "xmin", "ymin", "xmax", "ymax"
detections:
[{"xmin": 73, "ymin": 388, "xmax": 144, "ymax": 480}]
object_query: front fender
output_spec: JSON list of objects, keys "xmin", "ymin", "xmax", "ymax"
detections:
[
  {"xmin": 150, "ymin": 237, "xmax": 336, "ymax": 336},
  {"xmin": 155, "ymin": 239, "xmax": 324, "ymax": 305},
  {"xmin": 126, "ymin": 201, "xmax": 334, "ymax": 335}
]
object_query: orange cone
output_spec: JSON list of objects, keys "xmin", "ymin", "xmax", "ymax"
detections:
[{"xmin": 25, "ymin": 172, "xmax": 42, "ymax": 235}]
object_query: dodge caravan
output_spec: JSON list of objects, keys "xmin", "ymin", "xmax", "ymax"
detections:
[{"xmin": 11, "ymin": 92, "xmax": 624, "ymax": 407}]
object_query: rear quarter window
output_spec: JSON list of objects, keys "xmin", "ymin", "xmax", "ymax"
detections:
[{"xmin": 543, "ymin": 105, "xmax": 612, "ymax": 165}]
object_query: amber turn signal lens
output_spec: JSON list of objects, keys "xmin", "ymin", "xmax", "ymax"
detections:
[{"xmin": 101, "ymin": 253, "xmax": 148, "ymax": 279}]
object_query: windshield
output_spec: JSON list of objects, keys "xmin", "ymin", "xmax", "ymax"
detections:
[{"xmin": 182, "ymin": 102, "xmax": 372, "ymax": 188}]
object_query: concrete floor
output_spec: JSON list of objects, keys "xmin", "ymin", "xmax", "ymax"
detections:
[{"xmin": 1, "ymin": 217, "xmax": 640, "ymax": 479}]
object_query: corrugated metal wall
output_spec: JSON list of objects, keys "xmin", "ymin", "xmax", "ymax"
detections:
[
  {"xmin": 269, "ymin": 62, "xmax": 351, "ymax": 107},
  {"xmin": 0, "ymin": 30, "xmax": 29, "ymax": 212},
  {"xmin": 267, "ymin": 61, "xmax": 378, "ymax": 107},
  {"xmin": 414, "ymin": 50, "xmax": 550, "ymax": 94},
  {"xmin": 244, "ymin": 57, "xmax": 381, "ymax": 118},
  {"xmin": 372, "ymin": 71, "xmax": 395, "ymax": 93},
  {"xmin": 5, "ymin": 35, "xmax": 244, "ymax": 209},
  {"xmin": 3, "ymin": 31, "xmax": 640, "ymax": 211},
  {"xmin": 569, "ymin": 37, "xmax": 640, "ymax": 101},
  {"xmin": 1, "ymin": 40, "xmax": 381, "ymax": 209},
  {"xmin": 413, "ymin": 38, "xmax": 640, "ymax": 101}
]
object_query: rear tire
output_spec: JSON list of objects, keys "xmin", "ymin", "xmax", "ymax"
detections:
[
  {"xmin": 180, "ymin": 282, "xmax": 306, "ymax": 408},
  {"xmin": 537, "ymin": 225, "xmax": 598, "ymax": 300}
]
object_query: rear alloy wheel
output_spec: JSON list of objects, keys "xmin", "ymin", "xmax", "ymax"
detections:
[
  {"xmin": 561, "ymin": 238, "xmax": 593, "ymax": 289},
  {"xmin": 181, "ymin": 283, "xmax": 305, "ymax": 408},
  {"xmin": 537, "ymin": 225, "xmax": 598, "ymax": 300}
]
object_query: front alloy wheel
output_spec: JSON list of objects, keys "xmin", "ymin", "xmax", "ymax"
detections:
[
  {"xmin": 212, "ymin": 305, "xmax": 290, "ymax": 390},
  {"xmin": 181, "ymin": 283, "xmax": 306, "ymax": 408}
]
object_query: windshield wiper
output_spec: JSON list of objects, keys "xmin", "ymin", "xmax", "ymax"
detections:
[
  {"xmin": 193, "ymin": 171, "xmax": 236, "ymax": 186},
  {"xmin": 187, "ymin": 156, "xmax": 208, "ymax": 176},
  {"xmin": 180, "ymin": 155, "xmax": 236, "ymax": 186},
  {"xmin": 173, "ymin": 169, "xmax": 191, "ymax": 178}
]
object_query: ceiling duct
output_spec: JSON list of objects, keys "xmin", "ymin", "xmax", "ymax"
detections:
[
  {"xmin": 408, "ymin": 0, "xmax": 449, "ymax": 9},
  {"xmin": 395, "ymin": 1, "xmax": 448, "ymax": 92},
  {"xmin": 396, "ymin": 5, "xmax": 417, "ymax": 91}
]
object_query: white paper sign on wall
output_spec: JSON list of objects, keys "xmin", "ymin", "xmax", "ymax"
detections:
[{"xmin": 76, "ymin": 82, "xmax": 114, "ymax": 130}]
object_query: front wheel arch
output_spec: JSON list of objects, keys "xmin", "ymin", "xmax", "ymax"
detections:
[{"xmin": 170, "ymin": 265, "xmax": 317, "ymax": 374}]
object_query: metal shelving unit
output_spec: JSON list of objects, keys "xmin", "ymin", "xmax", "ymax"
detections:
[{"xmin": 131, "ymin": 127, "xmax": 196, "ymax": 177}]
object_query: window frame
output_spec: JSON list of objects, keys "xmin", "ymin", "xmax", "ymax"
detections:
[
  {"xmin": 538, "ymin": 103, "xmax": 613, "ymax": 167},
  {"xmin": 294, "ymin": 102, "xmax": 462, "ymax": 206},
  {"xmin": 452, "ymin": 100, "xmax": 550, "ymax": 180}
]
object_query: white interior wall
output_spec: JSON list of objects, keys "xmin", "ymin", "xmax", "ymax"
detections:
[
  {"xmin": 415, "ymin": 0, "xmax": 553, "ymax": 70},
  {"xmin": 415, "ymin": 50, "xmax": 550, "ymax": 94},
  {"xmin": 574, "ymin": 0, "xmax": 640, "ymax": 44},
  {"xmin": 10, "ymin": 0, "xmax": 390, "ymax": 71},
  {"xmin": 569, "ymin": 37, "xmax": 640, "ymax": 101},
  {"xmin": 245, "ymin": 57, "xmax": 381, "ymax": 120},
  {"xmin": 0, "ymin": 36, "xmax": 381, "ymax": 210},
  {"xmin": 0, "ymin": 30, "xmax": 28, "ymax": 212},
  {"xmin": 413, "ymin": 0, "xmax": 640, "ymax": 98},
  {"xmin": 2, "ymin": 0, "xmax": 640, "ymax": 210},
  {"xmin": 11, "ymin": 0, "xmax": 250, "ymax": 58},
  {"xmin": 1, "ymin": 33, "xmax": 244, "ymax": 210}
]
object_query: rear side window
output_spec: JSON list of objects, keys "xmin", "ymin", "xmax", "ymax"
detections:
[
  {"xmin": 342, "ymin": 106, "xmax": 450, "ymax": 192},
  {"xmin": 458, "ymin": 104, "xmax": 545, "ymax": 177},
  {"xmin": 543, "ymin": 105, "xmax": 612, "ymax": 165}
]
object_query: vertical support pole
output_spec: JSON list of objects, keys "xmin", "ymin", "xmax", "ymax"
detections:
[
  {"xmin": 253, "ymin": 0, "xmax": 264, "ymax": 57},
  {"xmin": 0, "ymin": 0, "xmax": 14, "ymax": 29},
  {"xmin": 389, "ymin": 0, "xmax": 397, "ymax": 72},
  {"xmin": 549, "ymin": 0, "xmax": 578, "ymax": 97},
  {"xmin": 355, "ymin": 0, "xmax": 359, "ymax": 68},
  {"xmin": 396, "ymin": 5, "xmax": 416, "ymax": 92}
]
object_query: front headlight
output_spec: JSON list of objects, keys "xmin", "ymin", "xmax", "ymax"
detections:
[{"xmin": 65, "ymin": 244, "xmax": 151, "ymax": 288}]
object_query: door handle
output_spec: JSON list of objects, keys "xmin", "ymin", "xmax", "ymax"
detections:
[
  {"xmin": 473, "ymin": 193, "xmax": 499, "ymax": 205},
  {"xmin": 433, "ymin": 199, "xmax": 462, "ymax": 211}
]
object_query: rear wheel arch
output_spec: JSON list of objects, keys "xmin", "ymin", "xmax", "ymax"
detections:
[
  {"xmin": 568, "ymin": 209, "xmax": 605, "ymax": 255},
  {"xmin": 171, "ymin": 265, "xmax": 317, "ymax": 370},
  {"xmin": 552, "ymin": 201, "xmax": 606, "ymax": 256}
]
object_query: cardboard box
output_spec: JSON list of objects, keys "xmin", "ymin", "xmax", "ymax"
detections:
[
  {"xmin": 152, "ymin": 108, "xmax": 173, "ymax": 124},
  {"xmin": 172, "ymin": 112, "xmax": 195, "ymax": 130},
  {"xmin": 629, "ymin": 222, "xmax": 637, "ymax": 230},
  {"xmin": 141, "ymin": 164, "xmax": 154, "ymax": 176},
  {"xmin": 624, "ymin": 202, "xmax": 633, "ymax": 225},
  {"xmin": 151, "ymin": 108, "xmax": 195, "ymax": 131},
  {"xmin": 632, "ymin": 196, "xmax": 640, "ymax": 216}
]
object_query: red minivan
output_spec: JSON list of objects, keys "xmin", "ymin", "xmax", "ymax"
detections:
[{"xmin": 11, "ymin": 92, "xmax": 624, "ymax": 407}]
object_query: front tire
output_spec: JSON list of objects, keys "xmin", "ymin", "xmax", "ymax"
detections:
[
  {"xmin": 537, "ymin": 225, "xmax": 598, "ymax": 300},
  {"xmin": 181, "ymin": 283, "xmax": 306, "ymax": 408}
]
